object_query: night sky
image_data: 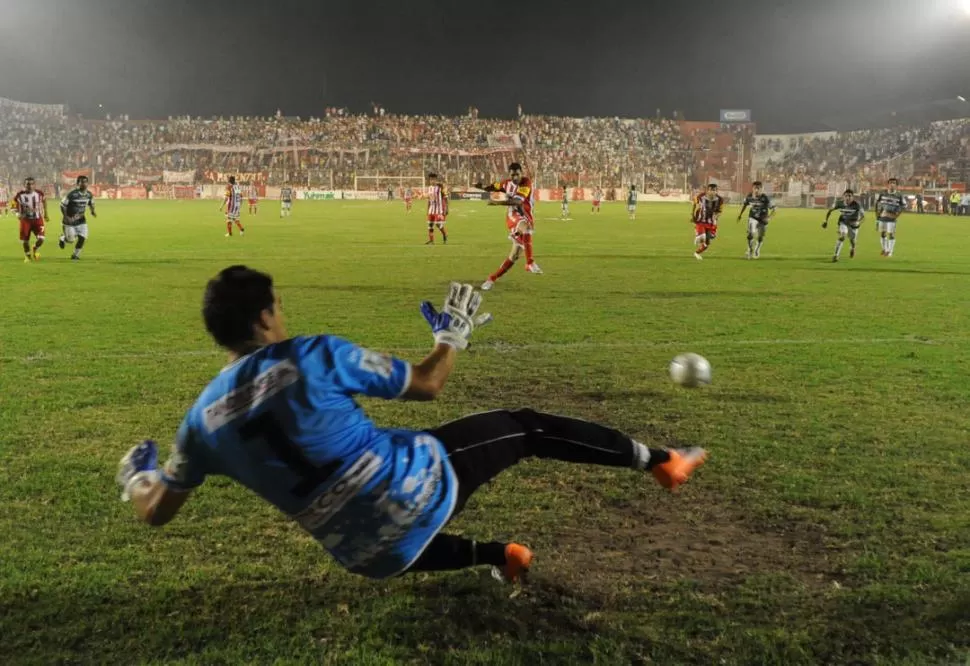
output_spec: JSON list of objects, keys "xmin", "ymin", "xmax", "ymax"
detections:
[{"xmin": 1, "ymin": 0, "xmax": 968, "ymax": 132}]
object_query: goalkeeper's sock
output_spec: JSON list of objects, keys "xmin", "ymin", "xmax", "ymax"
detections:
[
  {"xmin": 523, "ymin": 235, "xmax": 534, "ymax": 264},
  {"xmin": 408, "ymin": 534, "xmax": 507, "ymax": 571},
  {"xmin": 490, "ymin": 258, "xmax": 514, "ymax": 282}
]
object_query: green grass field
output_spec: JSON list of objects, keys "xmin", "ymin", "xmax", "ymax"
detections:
[{"xmin": 2, "ymin": 199, "xmax": 969, "ymax": 665}]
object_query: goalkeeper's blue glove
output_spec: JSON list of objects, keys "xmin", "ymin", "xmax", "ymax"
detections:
[
  {"xmin": 116, "ymin": 440, "xmax": 160, "ymax": 501},
  {"xmin": 420, "ymin": 282, "xmax": 493, "ymax": 350}
]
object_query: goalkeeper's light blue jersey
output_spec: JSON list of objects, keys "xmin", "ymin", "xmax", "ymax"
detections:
[{"xmin": 161, "ymin": 335, "xmax": 458, "ymax": 579}]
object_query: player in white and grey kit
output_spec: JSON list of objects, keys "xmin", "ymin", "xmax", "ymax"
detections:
[
  {"xmin": 59, "ymin": 175, "xmax": 97, "ymax": 261},
  {"xmin": 280, "ymin": 186, "xmax": 294, "ymax": 218},
  {"xmin": 627, "ymin": 185, "xmax": 638, "ymax": 220},
  {"xmin": 874, "ymin": 178, "xmax": 905, "ymax": 257},
  {"xmin": 823, "ymin": 188, "xmax": 865, "ymax": 262},
  {"xmin": 737, "ymin": 181, "xmax": 776, "ymax": 259},
  {"xmin": 560, "ymin": 186, "xmax": 570, "ymax": 220}
]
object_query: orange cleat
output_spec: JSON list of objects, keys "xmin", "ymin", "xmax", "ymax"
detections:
[
  {"xmin": 652, "ymin": 447, "xmax": 708, "ymax": 491},
  {"xmin": 495, "ymin": 543, "xmax": 533, "ymax": 583}
]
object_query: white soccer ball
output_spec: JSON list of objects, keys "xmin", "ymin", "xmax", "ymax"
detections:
[{"xmin": 669, "ymin": 353, "xmax": 712, "ymax": 388}]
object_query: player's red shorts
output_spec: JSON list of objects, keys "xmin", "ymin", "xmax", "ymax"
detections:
[
  {"xmin": 593, "ymin": 200, "xmax": 601, "ymax": 206},
  {"xmin": 248, "ymin": 198, "xmax": 258, "ymax": 205},
  {"xmin": 506, "ymin": 214, "xmax": 534, "ymax": 233},
  {"xmin": 427, "ymin": 213, "xmax": 445, "ymax": 223},
  {"xmin": 19, "ymin": 218, "xmax": 45, "ymax": 241},
  {"xmin": 694, "ymin": 222, "xmax": 718, "ymax": 238}
]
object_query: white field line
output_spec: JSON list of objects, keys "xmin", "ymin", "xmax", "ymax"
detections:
[{"xmin": 2, "ymin": 335, "xmax": 960, "ymax": 364}]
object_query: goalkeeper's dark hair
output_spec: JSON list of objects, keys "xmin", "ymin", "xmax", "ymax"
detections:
[
  {"xmin": 752, "ymin": 181, "xmax": 763, "ymax": 188},
  {"xmin": 202, "ymin": 265, "xmax": 276, "ymax": 349},
  {"xmin": 844, "ymin": 188, "xmax": 855, "ymax": 195},
  {"xmin": 508, "ymin": 162, "xmax": 522, "ymax": 172}
]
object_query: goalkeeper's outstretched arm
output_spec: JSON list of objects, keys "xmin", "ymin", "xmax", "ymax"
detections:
[
  {"xmin": 117, "ymin": 440, "xmax": 192, "ymax": 527},
  {"xmin": 130, "ymin": 474, "xmax": 191, "ymax": 527},
  {"xmin": 402, "ymin": 343, "xmax": 457, "ymax": 401},
  {"xmin": 404, "ymin": 282, "xmax": 492, "ymax": 400}
]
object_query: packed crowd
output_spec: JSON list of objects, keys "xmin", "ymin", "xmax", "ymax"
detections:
[
  {"xmin": 757, "ymin": 121, "xmax": 970, "ymax": 188},
  {"xmin": 0, "ymin": 99, "xmax": 693, "ymax": 189},
  {"xmin": 3, "ymin": 95, "xmax": 970, "ymax": 191}
]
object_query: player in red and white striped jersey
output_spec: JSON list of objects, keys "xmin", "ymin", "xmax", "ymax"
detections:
[
  {"xmin": 692, "ymin": 183, "xmax": 724, "ymax": 260},
  {"xmin": 0, "ymin": 184, "xmax": 9, "ymax": 217},
  {"xmin": 13, "ymin": 177, "xmax": 48, "ymax": 262},
  {"xmin": 425, "ymin": 173, "xmax": 448, "ymax": 245},
  {"xmin": 220, "ymin": 176, "xmax": 246, "ymax": 237},
  {"xmin": 475, "ymin": 162, "xmax": 541, "ymax": 290}
]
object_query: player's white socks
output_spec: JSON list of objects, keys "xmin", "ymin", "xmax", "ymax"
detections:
[
  {"xmin": 880, "ymin": 236, "xmax": 888, "ymax": 253},
  {"xmin": 631, "ymin": 441, "xmax": 651, "ymax": 470},
  {"xmin": 834, "ymin": 239, "xmax": 844, "ymax": 258},
  {"xmin": 755, "ymin": 241, "xmax": 764, "ymax": 254},
  {"xmin": 888, "ymin": 238, "xmax": 896, "ymax": 255}
]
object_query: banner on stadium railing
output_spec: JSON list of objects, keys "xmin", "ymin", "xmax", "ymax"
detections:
[
  {"xmin": 149, "ymin": 183, "xmax": 197, "ymax": 200},
  {"xmin": 202, "ymin": 170, "xmax": 267, "ymax": 183},
  {"xmin": 303, "ymin": 191, "xmax": 335, "ymax": 200},
  {"xmin": 150, "ymin": 184, "xmax": 173, "ymax": 198},
  {"xmin": 120, "ymin": 186, "xmax": 148, "ymax": 200},
  {"xmin": 61, "ymin": 169, "xmax": 93, "ymax": 187},
  {"xmin": 720, "ymin": 109, "xmax": 752, "ymax": 123},
  {"xmin": 160, "ymin": 143, "xmax": 254, "ymax": 153},
  {"xmin": 115, "ymin": 170, "xmax": 162, "ymax": 185},
  {"xmin": 392, "ymin": 146, "xmax": 515, "ymax": 157},
  {"xmin": 163, "ymin": 170, "xmax": 196, "ymax": 184},
  {"xmin": 487, "ymin": 133, "xmax": 522, "ymax": 149}
]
